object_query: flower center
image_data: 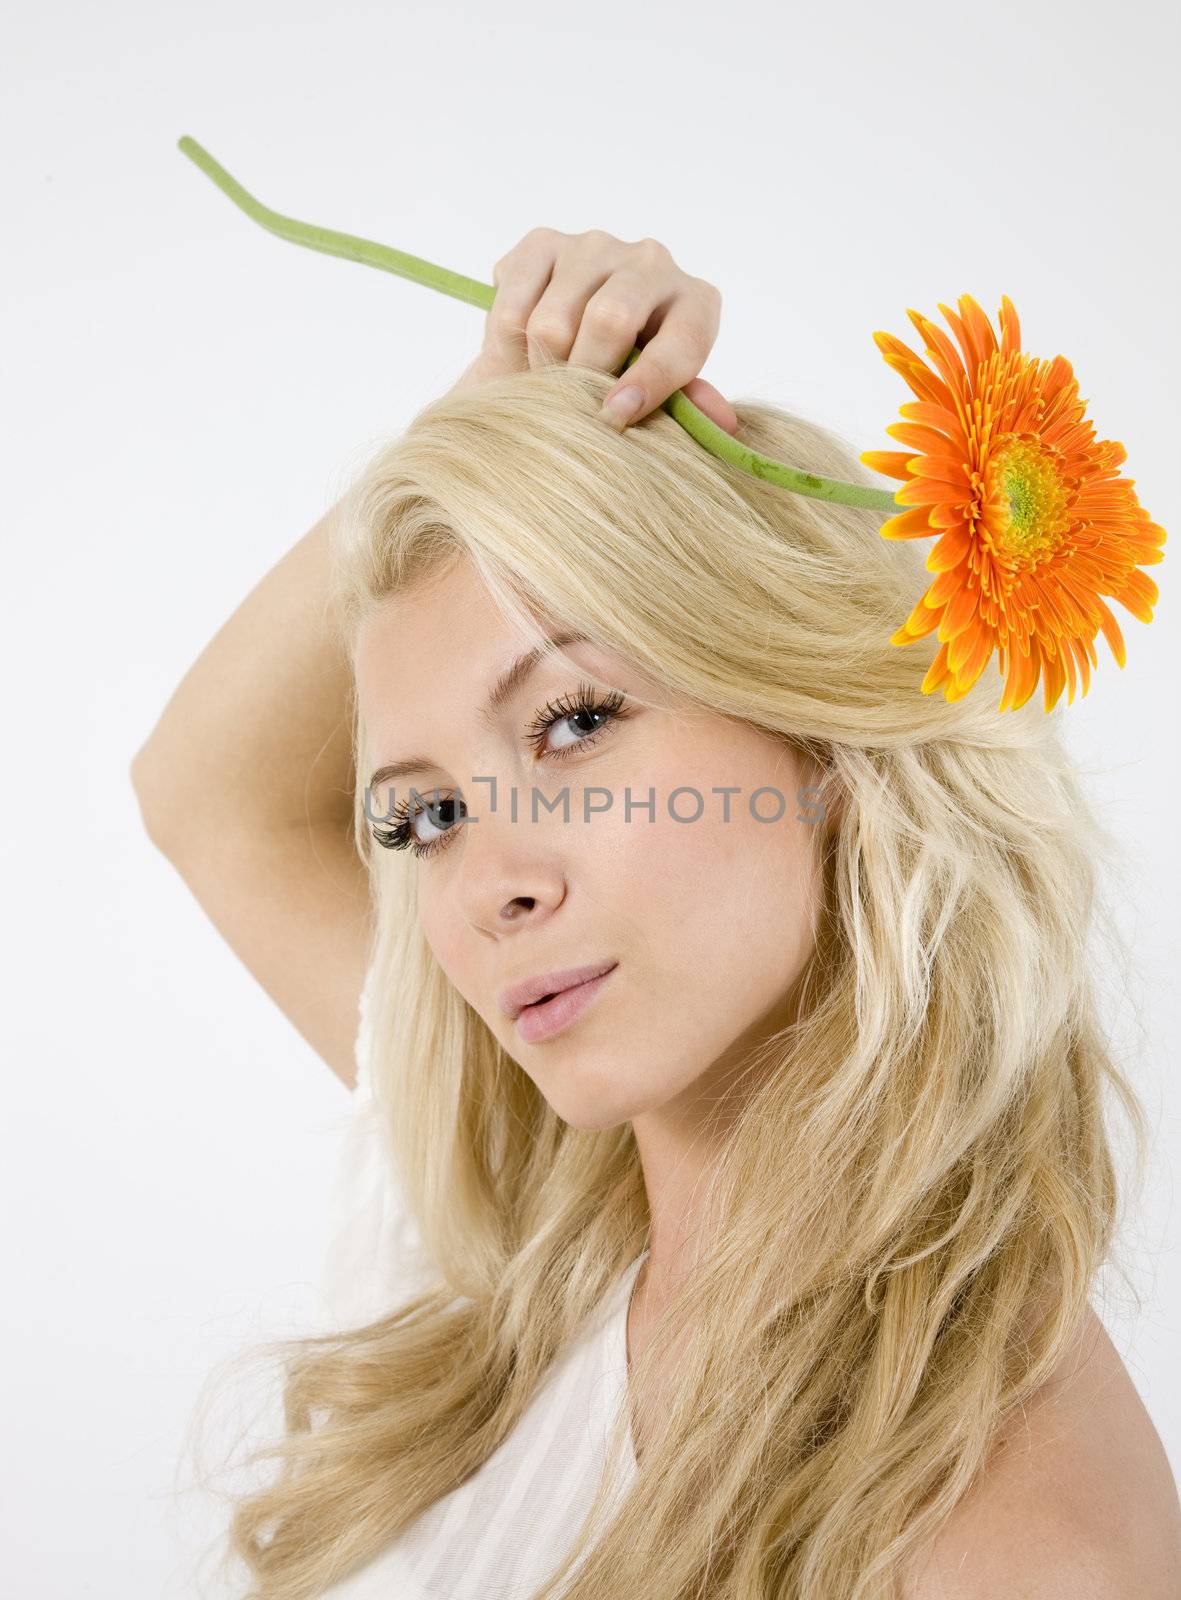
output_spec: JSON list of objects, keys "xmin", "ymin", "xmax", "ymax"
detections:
[{"xmin": 987, "ymin": 436, "xmax": 1071, "ymax": 564}]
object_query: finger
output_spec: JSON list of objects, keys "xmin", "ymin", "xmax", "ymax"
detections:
[
  {"xmin": 565, "ymin": 286, "xmax": 664, "ymax": 382},
  {"xmin": 598, "ymin": 284, "xmax": 722, "ymax": 429},
  {"xmin": 480, "ymin": 235, "xmax": 561, "ymax": 379},
  {"xmin": 519, "ymin": 234, "xmax": 630, "ymax": 371},
  {"xmin": 680, "ymin": 376, "xmax": 740, "ymax": 437},
  {"xmin": 524, "ymin": 268, "xmax": 620, "ymax": 371}
]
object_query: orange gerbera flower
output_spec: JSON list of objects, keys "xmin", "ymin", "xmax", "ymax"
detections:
[{"xmin": 861, "ymin": 295, "xmax": 1166, "ymax": 712}]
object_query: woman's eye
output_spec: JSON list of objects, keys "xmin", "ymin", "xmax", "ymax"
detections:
[
  {"xmin": 408, "ymin": 794, "xmax": 462, "ymax": 848},
  {"xmin": 370, "ymin": 683, "xmax": 630, "ymax": 859},
  {"xmin": 542, "ymin": 703, "xmax": 613, "ymax": 753},
  {"xmin": 371, "ymin": 792, "xmax": 464, "ymax": 859},
  {"xmin": 524, "ymin": 683, "xmax": 629, "ymax": 763}
]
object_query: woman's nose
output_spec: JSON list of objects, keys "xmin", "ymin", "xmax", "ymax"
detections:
[{"xmin": 453, "ymin": 799, "xmax": 568, "ymax": 937}]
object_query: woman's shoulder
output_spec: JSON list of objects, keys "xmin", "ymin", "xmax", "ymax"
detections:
[{"xmin": 897, "ymin": 1305, "xmax": 1181, "ymax": 1598}]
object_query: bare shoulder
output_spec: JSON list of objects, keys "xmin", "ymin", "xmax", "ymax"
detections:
[{"xmin": 897, "ymin": 1304, "xmax": 1181, "ymax": 1598}]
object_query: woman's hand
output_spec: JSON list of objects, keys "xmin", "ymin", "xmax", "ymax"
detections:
[{"xmin": 449, "ymin": 226, "xmax": 739, "ymax": 436}]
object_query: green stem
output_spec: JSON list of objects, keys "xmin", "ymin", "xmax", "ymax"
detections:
[{"xmin": 176, "ymin": 135, "xmax": 901, "ymax": 514}]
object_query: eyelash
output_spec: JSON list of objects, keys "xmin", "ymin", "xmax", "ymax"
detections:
[{"xmin": 370, "ymin": 682, "xmax": 630, "ymax": 859}]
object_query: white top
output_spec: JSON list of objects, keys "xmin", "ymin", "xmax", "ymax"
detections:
[{"xmin": 315, "ymin": 972, "xmax": 646, "ymax": 1599}]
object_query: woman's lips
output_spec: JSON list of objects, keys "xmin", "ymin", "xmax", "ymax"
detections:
[{"xmin": 514, "ymin": 964, "xmax": 618, "ymax": 1043}]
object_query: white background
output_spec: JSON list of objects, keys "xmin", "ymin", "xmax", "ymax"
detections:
[{"xmin": 4, "ymin": 1, "xmax": 1177, "ymax": 1592}]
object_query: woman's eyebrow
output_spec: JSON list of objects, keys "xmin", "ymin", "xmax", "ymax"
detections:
[{"xmin": 367, "ymin": 630, "xmax": 590, "ymax": 790}]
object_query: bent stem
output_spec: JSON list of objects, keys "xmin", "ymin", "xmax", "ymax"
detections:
[{"xmin": 176, "ymin": 135, "xmax": 901, "ymax": 513}]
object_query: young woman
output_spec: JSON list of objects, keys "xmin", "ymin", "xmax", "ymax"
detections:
[{"xmin": 133, "ymin": 229, "xmax": 1181, "ymax": 1598}]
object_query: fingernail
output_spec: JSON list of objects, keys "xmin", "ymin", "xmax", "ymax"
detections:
[{"xmin": 599, "ymin": 385, "xmax": 643, "ymax": 427}]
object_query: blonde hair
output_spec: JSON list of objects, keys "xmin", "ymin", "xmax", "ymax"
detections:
[{"xmin": 190, "ymin": 363, "xmax": 1151, "ymax": 1598}]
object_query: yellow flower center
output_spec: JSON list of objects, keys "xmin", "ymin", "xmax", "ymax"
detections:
[{"xmin": 987, "ymin": 436, "xmax": 1071, "ymax": 565}]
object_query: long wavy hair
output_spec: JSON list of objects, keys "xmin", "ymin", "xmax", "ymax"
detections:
[{"xmin": 188, "ymin": 363, "xmax": 1150, "ymax": 1598}]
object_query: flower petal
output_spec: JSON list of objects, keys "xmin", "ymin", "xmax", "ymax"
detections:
[
  {"xmin": 906, "ymin": 308, "xmax": 970, "ymax": 394},
  {"xmin": 959, "ymin": 294, "xmax": 1000, "ymax": 367},
  {"xmin": 860, "ymin": 450, "xmax": 916, "ymax": 481},
  {"xmin": 929, "ymin": 502, "xmax": 969, "ymax": 528},
  {"xmin": 895, "ymin": 477, "xmax": 968, "ymax": 508},
  {"xmin": 925, "ymin": 566, "xmax": 967, "ymax": 607},
  {"xmin": 1068, "ymin": 636, "xmax": 1092, "ymax": 696},
  {"xmin": 1111, "ymin": 566, "xmax": 1159, "ymax": 623},
  {"xmin": 1044, "ymin": 641, "xmax": 1074, "ymax": 710},
  {"xmin": 1093, "ymin": 596, "xmax": 1127, "ymax": 668},
  {"xmin": 885, "ymin": 421, "xmax": 957, "ymax": 455},
  {"xmin": 1000, "ymin": 636, "xmax": 1041, "ymax": 711},
  {"xmin": 938, "ymin": 582, "xmax": 982, "ymax": 643},
  {"xmin": 920, "ymin": 642, "xmax": 954, "ymax": 696},
  {"xmin": 950, "ymin": 620, "xmax": 995, "ymax": 689},
  {"xmin": 936, "ymin": 301, "xmax": 981, "ymax": 377},
  {"xmin": 997, "ymin": 294, "xmax": 1021, "ymax": 356},
  {"xmin": 898, "ymin": 400, "xmax": 971, "ymax": 452},
  {"xmin": 926, "ymin": 522, "xmax": 975, "ymax": 571},
  {"xmin": 908, "ymin": 453, "xmax": 972, "ymax": 489},
  {"xmin": 891, "ymin": 592, "xmax": 943, "ymax": 642},
  {"xmin": 880, "ymin": 506, "xmax": 938, "ymax": 540}
]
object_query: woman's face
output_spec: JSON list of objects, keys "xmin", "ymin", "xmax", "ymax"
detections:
[{"xmin": 355, "ymin": 553, "xmax": 826, "ymax": 1132}]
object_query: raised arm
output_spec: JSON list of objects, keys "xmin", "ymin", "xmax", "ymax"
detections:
[{"xmin": 130, "ymin": 500, "xmax": 372, "ymax": 1090}]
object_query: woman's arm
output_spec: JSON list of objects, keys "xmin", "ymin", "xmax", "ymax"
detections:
[{"xmin": 130, "ymin": 501, "xmax": 373, "ymax": 1090}]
